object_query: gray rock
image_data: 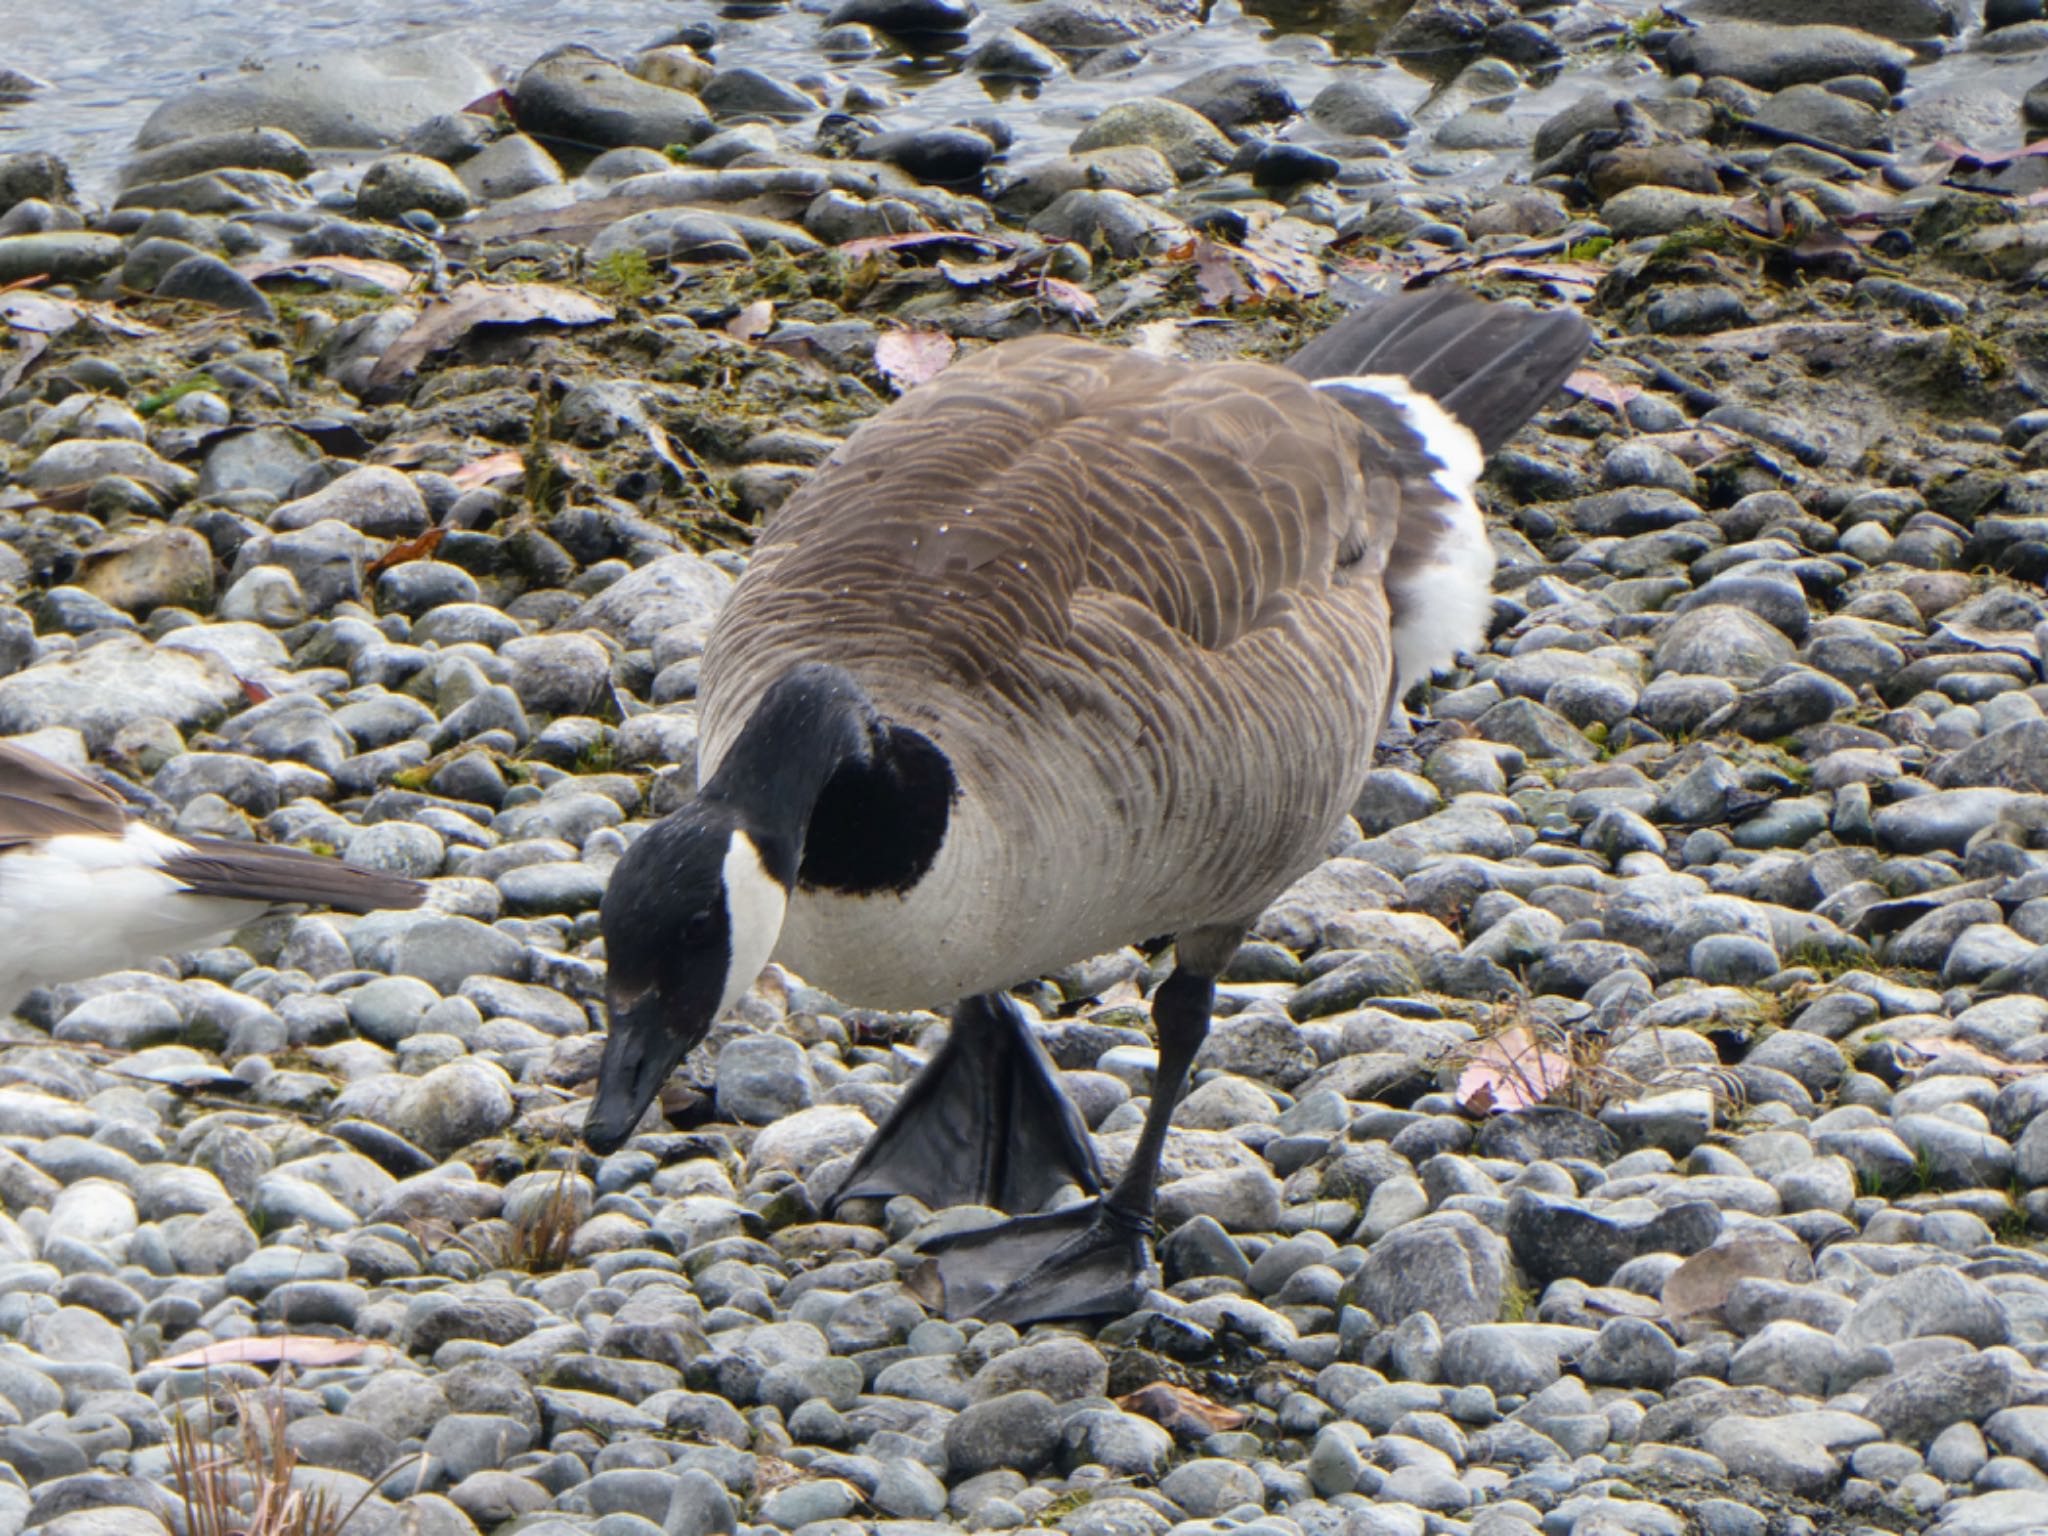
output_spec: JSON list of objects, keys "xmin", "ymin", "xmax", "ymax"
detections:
[
  {"xmin": 137, "ymin": 40, "xmax": 496, "ymax": 150},
  {"xmin": 1342, "ymin": 1211, "xmax": 1510, "ymax": 1329},
  {"xmin": 1069, "ymin": 98, "xmax": 1232, "ymax": 178},
  {"xmin": 356, "ymin": 153, "xmax": 474, "ymax": 220},
  {"xmin": 1874, "ymin": 789, "xmax": 2029, "ymax": 854},
  {"xmin": 156, "ymin": 254, "xmax": 275, "ymax": 318},
  {"xmin": 1029, "ymin": 189, "xmax": 1188, "ymax": 258},
  {"xmin": 1667, "ymin": 21, "xmax": 1914, "ymax": 91},
  {"xmin": 515, "ymin": 48, "xmax": 713, "ymax": 151},
  {"xmin": 1840, "ymin": 1266, "xmax": 2010, "ymax": 1350},
  {"xmin": 0, "ymin": 233, "xmax": 124, "ymax": 284},
  {"xmin": 568, "ymin": 553, "xmax": 731, "ymax": 649},
  {"xmin": 943, "ymin": 1391, "xmax": 1062, "ymax": 1478},
  {"xmin": 0, "ymin": 637, "xmax": 240, "ymax": 751}
]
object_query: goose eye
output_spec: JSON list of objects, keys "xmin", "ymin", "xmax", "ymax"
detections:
[{"xmin": 683, "ymin": 911, "xmax": 717, "ymax": 943}]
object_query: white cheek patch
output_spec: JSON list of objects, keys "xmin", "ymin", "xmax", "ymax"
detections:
[{"xmin": 718, "ymin": 831, "xmax": 788, "ymax": 1020}]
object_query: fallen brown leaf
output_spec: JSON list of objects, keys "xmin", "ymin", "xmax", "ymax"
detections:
[
  {"xmin": 0, "ymin": 332, "xmax": 47, "ymax": 397},
  {"xmin": 1116, "ymin": 1383, "xmax": 1249, "ymax": 1439},
  {"xmin": 366, "ymin": 527, "xmax": 447, "ymax": 581},
  {"xmin": 1662, "ymin": 1237, "xmax": 1811, "ymax": 1321},
  {"xmin": 875, "ymin": 329, "xmax": 956, "ymax": 392},
  {"xmin": 365, "ymin": 282, "xmax": 613, "ymax": 396},
  {"xmin": 726, "ymin": 299, "xmax": 775, "ymax": 342},
  {"xmin": 1563, "ymin": 369, "xmax": 1643, "ymax": 415},
  {"xmin": 237, "ymin": 255, "xmax": 418, "ymax": 294},
  {"xmin": 449, "ymin": 450, "xmax": 526, "ymax": 489},
  {"xmin": 1035, "ymin": 276, "xmax": 1100, "ymax": 320}
]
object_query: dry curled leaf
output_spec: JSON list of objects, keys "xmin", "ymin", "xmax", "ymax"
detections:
[
  {"xmin": 1, "ymin": 288, "xmax": 155, "ymax": 338},
  {"xmin": 1174, "ymin": 233, "xmax": 1322, "ymax": 310},
  {"xmin": 449, "ymin": 451, "xmax": 525, "ymax": 489},
  {"xmin": 1116, "ymin": 1383, "xmax": 1249, "ymax": 1439},
  {"xmin": 157, "ymin": 1335, "xmax": 373, "ymax": 1370},
  {"xmin": 726, "ymin": 299, "xmax": 774, "ymax": 342},
  {"xmin": 366, "ymin": 527, "xmax": 447, "ymax": 582},
  {"xmin": 365, "ymin": 282, "xmax": 612, "ymax": 396},
  {"xmin": 237, "ymin": 255, "xmax": 418, "ymax": 294},
  {"xmin": 875, "ymin": 329, "xmax": 956, "ymax": 392},
  {"xmin": 1563, "ymin": 369, "xmax": 1643, "ymax": 414},
  {"xmin": 1457, "ymin": 1025, "xmax": 1573, "ymax": 1115},
  {"xmin": 1034, "ymin": 275, "xmax": 1100, "ymax": 320}
]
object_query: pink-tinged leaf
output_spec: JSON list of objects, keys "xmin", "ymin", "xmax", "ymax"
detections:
[
  {"xmin": 875, "ymin": 329, "xmax": 956, "ymax": 392},
  {"xmin": 1563, "ymin": 369, "xmax": 1642, "ymax": 414},
  {"xmin": 157, "ymin": 1335, "xmax": 373, "ymax": 1370},
  {"xmin": 1457, "ymin": 1025, "xmax": 1573, "ymax": 1114},
  {"xmin": 450, "ymin": 450, "xmax": 526, "ymax": 489},
  {"xmin": 725, "ymin": 299, "xmax": 774, "ymax": 342}
]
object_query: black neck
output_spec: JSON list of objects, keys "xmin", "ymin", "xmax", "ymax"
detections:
[{"xmin": 701, "ymin": 662, "xmax": 879, "ymax": 880}]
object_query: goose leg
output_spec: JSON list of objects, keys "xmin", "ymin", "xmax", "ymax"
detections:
[
  {"xmin": 829, "ymin": 992, "xmax": 1103, "ymax": 1216},
  {"xmin": 921, "ymin": 927, "xmax": 1238, "ymax": 1326}
]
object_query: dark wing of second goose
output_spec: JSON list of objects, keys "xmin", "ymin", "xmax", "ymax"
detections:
[
  {"xmin": 0, "ymin": 738, "xmax": 423, "ymax": 913},
  {"xmin": 0, "ymin": 742, "xmax": 130, "ymax": 851}
]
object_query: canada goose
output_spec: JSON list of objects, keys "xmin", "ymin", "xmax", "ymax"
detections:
[
  {"xmin": 584, "ymin": 287, "xmax": 1591, "ymax": 1323},
  {"xmin": 0, "ymin": 739, "xmax": 425, "ymax": 1014}
]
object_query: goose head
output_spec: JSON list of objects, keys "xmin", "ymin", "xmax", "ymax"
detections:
[
  {"xmin": 584, "ymin": 802, "xmax": 795, "ymax": 1154},
  {"xmin": 582, "ymin": 662, "xmax": 883, "ymax": 1155}
]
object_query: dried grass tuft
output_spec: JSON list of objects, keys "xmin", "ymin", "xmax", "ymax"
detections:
[{"xmin": 171, "ymin": 1382, "xmax": 407, "ymax": 1536}]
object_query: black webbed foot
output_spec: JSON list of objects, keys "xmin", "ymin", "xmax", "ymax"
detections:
[
  {"xmin": 918, "ymin": 1197, "xmax": 1157, "ymax": 1325},
  {"xmin": 829, "ymin": 991, "xmax": 1101, "ymax": 1215}
]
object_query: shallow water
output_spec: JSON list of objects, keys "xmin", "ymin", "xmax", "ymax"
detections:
[
  {"xmin": 1, "ymin": 0, "xmax": 1405, "ymax": 197},
  {"xmin": 5, "ymin": 0, "xmax": 2027, "ymax": 208}
]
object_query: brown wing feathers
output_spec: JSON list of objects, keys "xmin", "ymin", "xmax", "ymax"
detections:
[
  {"xmin": 0, "ymin": 742, "xmax": 129, "ymax": 852},
  {"xmin": 158, "ymin": 838, "xmax": 425, "ymax": 914},
  {"xmin": 0, "ymin": 740, "xmax": 423, "ymax": 915}
]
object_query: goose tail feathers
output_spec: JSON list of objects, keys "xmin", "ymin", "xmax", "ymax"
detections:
[
  {"xmin": 1289, "ymin": 288, "xmax": 1592, "ymax": 704},
  {"xmin": 1286, "ymin": 285, "xmax": 1593, "ymax": 456}
]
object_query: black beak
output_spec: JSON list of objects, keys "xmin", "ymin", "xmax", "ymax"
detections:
[{"xmin": 582, "ymin": 992, "xmax": 706, "ymax": 1156}]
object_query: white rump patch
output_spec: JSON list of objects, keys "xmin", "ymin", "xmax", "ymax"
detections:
[
  {"xmin": 719, "ymin": 831, "xmax": 788, "ymax": 1020},
  {"xmin": 1314, "ymin": 372, "xmax": 1494, "ymax": 702}
]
